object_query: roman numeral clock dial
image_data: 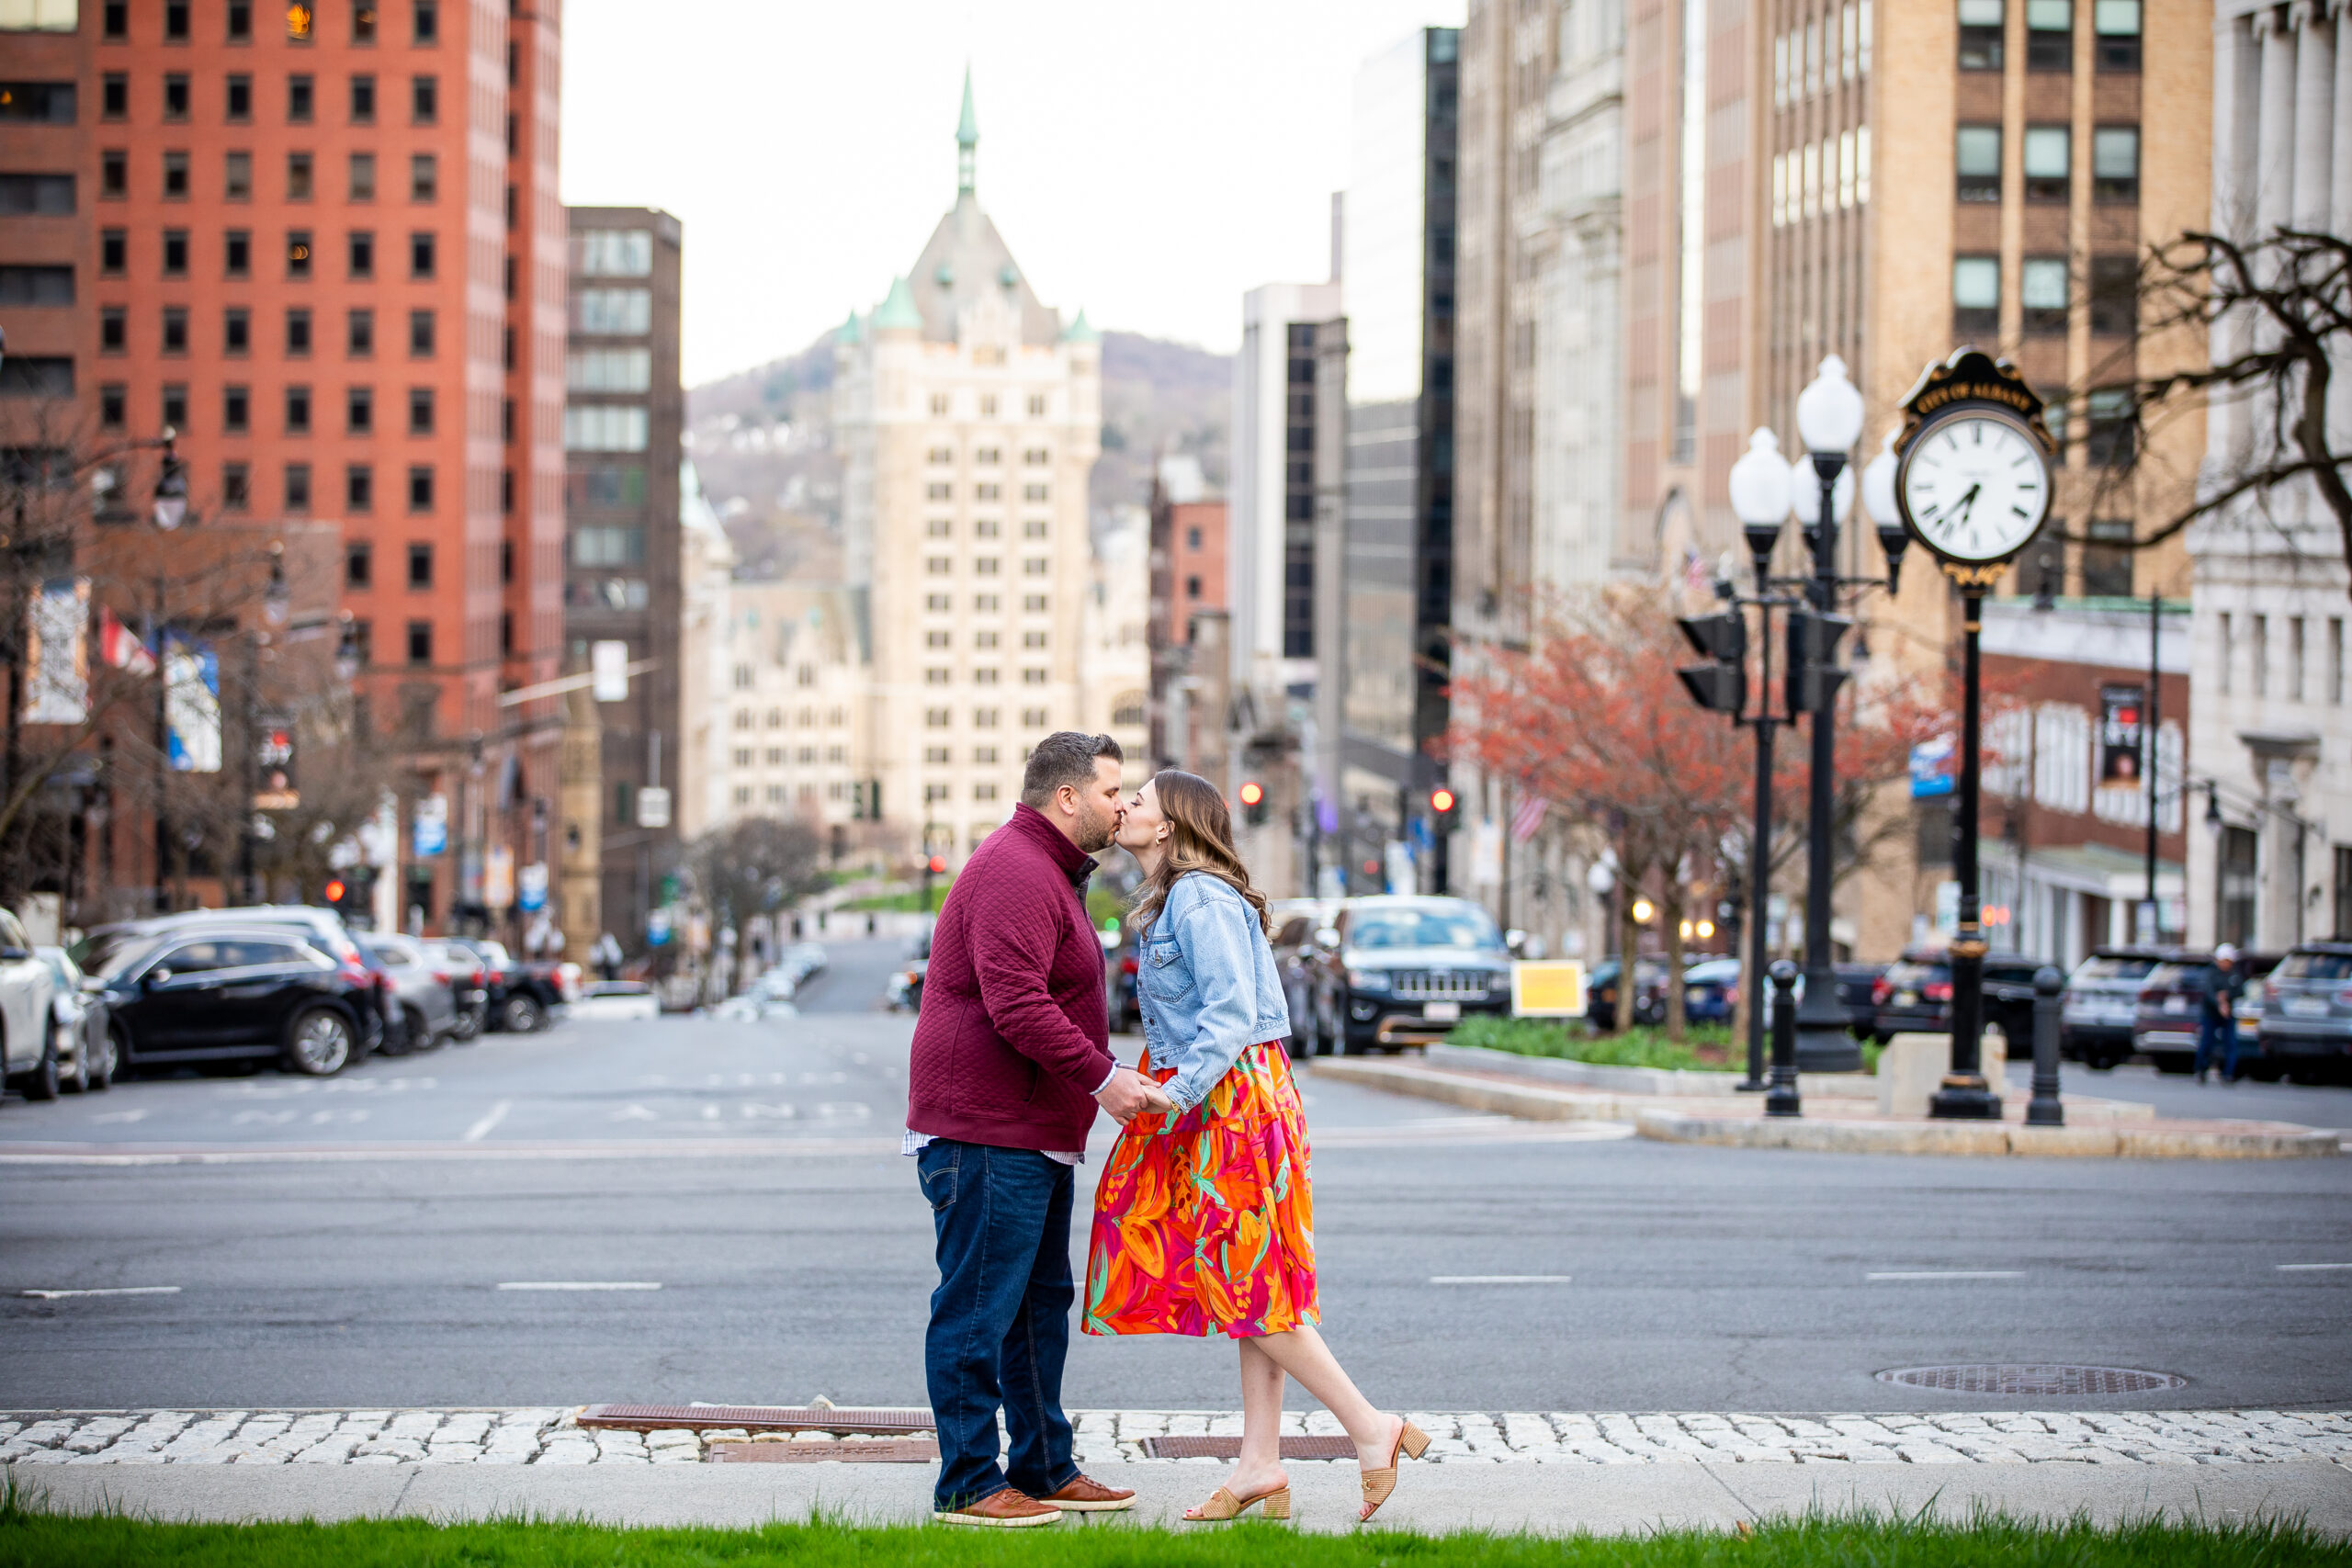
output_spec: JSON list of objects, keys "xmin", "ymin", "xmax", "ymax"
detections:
[{"xmin": 1896, "ymin": 410, "xmax": 2052, "ymax": 568}]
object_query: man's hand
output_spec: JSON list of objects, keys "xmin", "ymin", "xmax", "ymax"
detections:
[{"xmin": 1095, "ymin": 1066, "xmax": 1175, "ymax": 1124}]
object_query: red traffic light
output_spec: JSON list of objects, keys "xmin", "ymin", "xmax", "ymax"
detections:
[
  {"xmin": 927, "ymin": 855, "xmax": 947, "ymax": 874},
  {"xmin": 1238, "ymin": 781, "xmax": 1264, "ymax": 807},
  {"xmin": 1429, "ymin": 786, "xmax": 1457, "ymax": 815},
  {"xmin": 322, "ymin": 878, "xmax": 346, "ymax": 904}
]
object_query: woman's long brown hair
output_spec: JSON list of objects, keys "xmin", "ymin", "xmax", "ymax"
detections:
[{"xmin": 1129, "ymin": 769, "xmax": 1273, "ymax": 939}]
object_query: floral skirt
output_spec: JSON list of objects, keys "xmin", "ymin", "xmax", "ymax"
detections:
[{"xmin": 1081, "ymin": 1041, "xmax": 1317, "ymax": 1339}]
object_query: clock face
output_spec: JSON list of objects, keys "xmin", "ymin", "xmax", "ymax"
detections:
[{"xmin": 1897, "ymin": 411, "xmax": 2052, "ymax": 565}]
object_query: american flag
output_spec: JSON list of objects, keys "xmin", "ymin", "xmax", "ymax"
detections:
[{"xmin": 1510, "ymin": 794, "xmax": 1549, "ymax": 843}]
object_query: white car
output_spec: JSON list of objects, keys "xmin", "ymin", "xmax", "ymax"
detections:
[
  {"xmin": 0, "ymin": 908, "xmax": 60, "ymax": 1100},
  {"xmin": 570, "ymin": 980, "xmax": 662, "ymax": 1021}
]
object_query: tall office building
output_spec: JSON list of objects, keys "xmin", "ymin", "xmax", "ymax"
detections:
[
  {"xmin": 1336, "ymin": 27, "xmax": 1459, "ymax": 895},
  {"xmin": 1230, "ymin": 275, "xmax": 1340, "ymax": 715},
  {"xmin": 0, "ymin": 0, "xmax": 569, "ymax": 931},
  {"xmin": 832, "ymin": 73, "xmax": 1102, "ymax": 869},
  {"xmin": 2183, "ymin": 0, "xmax": 2352, "ymax": 952},
  {"xmin": 1144, "ymin": 453, "xmax": 1226, "ymax": 768},
  {"xmin": 563, "ymin": 206, "xmax": 682, "ymax": 945}
]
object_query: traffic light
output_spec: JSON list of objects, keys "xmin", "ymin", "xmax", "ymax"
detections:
[
  {"xmin": 1675, "ymin": 610, "xmax": 1747, "ymax": 716},
  {"xmin": 1429, "ymin": 785, "xmax": 1457, "ymax": 818},
  {"xmin": 1238, "ymin": 781, "xmax": 1268, "ymax": 827},
  {"xmin": 1785, "ymin": 609, "xmax": 1853, "ymax": 714},
  {"xmin": 927, "ymin": 855, "xmax": 947, "ymax": 875},
  {"xmin": 322, "ymin": 877, "xmax": 347, "ymax": 908}
]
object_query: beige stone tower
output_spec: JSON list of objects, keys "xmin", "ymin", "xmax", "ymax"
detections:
[{"xmin": 833, "ymin": 71, "xmax": 1103, "ymax": 870}]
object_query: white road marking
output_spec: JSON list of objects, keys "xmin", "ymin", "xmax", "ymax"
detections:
[
  {"xmin": 2277, "ymin": 1263, "xmax": 2352, "ymax": 1271},
  {"xmin": 1430, "ymin": 1275, "xmax": 1572, "ymax": 1284},
  {"xmin": 87, "ymin": 1110, "xmax": 148, "ymax": 1124},
  {"xmin": 19, "ymin": 1286, "xmax": 181, "ymax": 1300},
  {"xmin": 494, "ymin": 1280, "xmax": 661, "ymax": 1292},
  {"xmin": 610, "ymin": 1104, "xmax": 660, "ymax": 1122},
  {"xmin": 1867, "ymin": 1270, "xmax": 2025, "ymax": 1280},
  {"xmin": 463, "ymin": 1100, "xmax": 514, "ymax": 1143}
]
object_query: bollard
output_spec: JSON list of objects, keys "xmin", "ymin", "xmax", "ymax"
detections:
[
  {"xmin": 2028, "ymin": 964, "xmax": 2064, "ymax": 1126},
  {"xmin": 1766, "ymin": 959, "xmax": 1802, "ymax": 1118}
]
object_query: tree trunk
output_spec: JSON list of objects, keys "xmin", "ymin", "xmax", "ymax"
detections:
[
  {"xmin": 1661, "ymin": 883, "xmax": 1688, "ymax": 1043},
  {"xmin": 1610, "ymin": 854, "xmax": 1644, "ymax": 1037}
]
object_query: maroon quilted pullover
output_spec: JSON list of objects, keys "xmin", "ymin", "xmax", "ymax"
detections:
[{"xmin": 905, "ymin": 803, "xmax": 1115, "ymax": 1151}]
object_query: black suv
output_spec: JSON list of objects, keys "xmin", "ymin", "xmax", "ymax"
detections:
[
  {"xmin": 1306, "ymin": 897, "xmax": 1512, "ymax": 1055},
  {"xmin": 88, "ymin": 924, "xmax": 381, "ymax": 1076},
  {"xmin": 1870, "ymin": 950, "xmax": 2042, "ymax": 1045}
]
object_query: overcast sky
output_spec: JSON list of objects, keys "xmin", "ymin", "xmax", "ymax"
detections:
[{"xmin": 559, "ymin": 1, "xmax": 1464, "ymax": 388}]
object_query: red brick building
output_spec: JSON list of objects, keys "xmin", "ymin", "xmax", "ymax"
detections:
[
  {"xmin": 0, "ymin": 0, "xmax": 566, "ymax": 931},
  {"xmin": 1145, "ymin": 453, "xmax": 1225, "ymax": 769}
]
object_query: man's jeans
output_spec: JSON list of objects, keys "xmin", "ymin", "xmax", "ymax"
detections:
[
  {"xmin": 2193, "ymin": 1014, "xmax": 2238, "ymax": 1080},
  {"xmin": 916, "ymin": 1140, "xmax": 1080, "ymax": 1511}
]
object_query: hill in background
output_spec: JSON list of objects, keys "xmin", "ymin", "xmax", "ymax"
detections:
[{"xmin": 686, "ymin": 330, "xmax": 1229, "ymax": 579}]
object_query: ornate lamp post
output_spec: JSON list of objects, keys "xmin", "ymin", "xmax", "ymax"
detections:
[
  {"xmin": 1887, "ymin": 349, "xmax": 2057, "ymax": 1121},
  {"xmin": 1725, "ymin": 431, "xmax": 1794, "ymax": 1098},
  {"xmin": 1790, "ymin": 356, "xmax": 1866, "ymax": 1073}
]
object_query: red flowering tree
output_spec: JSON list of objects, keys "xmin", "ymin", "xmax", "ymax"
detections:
[{"xmin": 1449, "ymin": 586, "xmax": 1953, "ymax": 1040}]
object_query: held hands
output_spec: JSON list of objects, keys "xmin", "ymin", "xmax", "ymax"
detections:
[{"xmin": 1095, "ymin": 1066, "xmax": 1178, "ymax": 1125}]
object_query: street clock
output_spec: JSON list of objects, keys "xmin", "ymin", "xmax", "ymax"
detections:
[{"xmin": 1891, "ymin": 348, "xmax": 2058, "ymax": 583}]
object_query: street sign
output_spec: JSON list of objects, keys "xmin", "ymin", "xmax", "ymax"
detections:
[
  {"xmin": 648, "ymin": 908, "xmax": 673, "ymax": 947},
  {"xmin": 592, "ymin": 640, "xmax": 629, "ymax": 702},
  {"xmin": 517, "ymin": 862, "xmax": 548, "ymax": 912},
  {"xmin": 636, "ymin": 786, "xmax": 671, "ymax": 828},
  {"xmin": 413, "ymin": 795, "xmax": 447, "ymax": 858},
  {"xmin": 253, "ymin": 711, "xmax": 299, "ymax": 809},
  {"xmin": 1511, "ymin": 961, "xmax": 1587, "ymax": 1019}
]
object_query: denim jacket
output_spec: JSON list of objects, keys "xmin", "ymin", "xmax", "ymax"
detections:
[{"xmin": 1136, "ymin": 871, "xmax": 1292, "ymax": 1112}]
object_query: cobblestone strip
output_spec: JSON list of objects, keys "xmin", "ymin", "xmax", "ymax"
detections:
[{"xmin": 2, "ymin": 1410, "xmax": 2347, "ymax": 1467}]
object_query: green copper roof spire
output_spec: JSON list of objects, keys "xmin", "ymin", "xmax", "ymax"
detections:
[
  {"xmin": 872, "ymin": 275, "xmax": 921, "ymax": 331},
  {"xmin": 1061, "ymin": 308, "xmax": 1098, "ymax": 344},
  {"xmin": 956, "ymin": 65, "xmax": 978, "ymax": 196}
]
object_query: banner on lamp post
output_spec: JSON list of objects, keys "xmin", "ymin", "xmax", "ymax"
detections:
[
  {"xmin": 164, "ymin": 632, "xmax": 221, "ymax": 773},
  {"xmin": 24, "ymin": 578, "xmax": 90, "ymax": 725},
  {"xmin": 485, "ymin": 844, "xmax": 514, "ymax": 910}
]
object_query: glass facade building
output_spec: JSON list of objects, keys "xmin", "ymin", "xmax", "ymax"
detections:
[{"xmin": 1339, "ymin": 27, "xmax": 1459, "ymax": 893}]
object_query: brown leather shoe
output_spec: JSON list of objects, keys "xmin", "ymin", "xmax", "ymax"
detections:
[
  {"xmin": 1044, "ymin": 1473, "xmax": 1137, "ymax": 1513},
  {"xmin": 932, "ymin": 1487, "xmax": 1063, "ymax": 1527}
]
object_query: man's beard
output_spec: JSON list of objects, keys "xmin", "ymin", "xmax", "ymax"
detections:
[{"xmin": 1076, "ymin": 800, "xmax": 1116, "ymax": 854}]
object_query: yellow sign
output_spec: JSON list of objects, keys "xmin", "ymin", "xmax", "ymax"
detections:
[{"xmin": 1510, "ymin": 960, "xmax": 1586, "ymax": 1019}]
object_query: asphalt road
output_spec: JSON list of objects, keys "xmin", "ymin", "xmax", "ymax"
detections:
[{"xmin": 2, "ymin": 940, "xmax": 2347, "ymax": 1415}]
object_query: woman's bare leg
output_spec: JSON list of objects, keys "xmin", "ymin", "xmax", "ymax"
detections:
[
  {"xmin": 1189, "ymin": 1337, "xmax": 1289, "ymax": 1514},
  {"xmin": 1247, "ymin": 1325, "xmax": 1396, "ymax": 1465}
]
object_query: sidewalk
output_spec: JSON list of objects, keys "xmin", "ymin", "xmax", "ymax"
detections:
[
  {"xmin": 1313, "ymin": 1051, "xmax": 2345, "ymax": 1158},
  {"xmin": 6, "ymin": 1409, "xmax": 2349, "ymax": 1536}
]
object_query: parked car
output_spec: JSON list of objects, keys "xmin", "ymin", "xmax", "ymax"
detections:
[
  {"xmin": 2132, "ymin": 952, "xmax": 2283, "ymax": 1074},
  {"xmin": 1870, "ymin": 950, "xmax": 2042, "ymax": 1045},
  {"xmin": 2060, "ymin": 948, "xmax": 2175, "ymax": 1069},
  {"xmin": 1834, "ymin": 963, "xmax": 1889, "ymax": 1037},
  {"xmin": 1, "ymin": 908, "xmax": 60, "ymax": 1100},
  {"xmin": 2254, "ymin": 942, "xmax": 2352, "ymax": 1083},
  {"xmin": 34, "ymin": 947, "xmax": 114, "ymax": 1093},
  {"xmin": 421, "ymin": 940, "xmax": 492, "ymax": 1040},
  {"xmin": 91, "ymin": 925, "xmax": 379, "ymax": 1076},
  {"xmin": 890, "ymin": 927, "xmax": 933, "ymax": 1013},
  {"xmin": 1267, "ymin": 899, "xmax": 1340, "ymax": 1056},
  {"xmin": 357, "ymin": 933, "xmax": 460, "ymax": 1051},
  {"xmin": 74, "ymin": 908, "xmax": 393, "ymax": 1054},
  {"xmin": 573, "ymin": 980, "xmax": 662, "ymax": 1021},
  {"xmin": 1586, "ymin": 956, "xmax": 1670, "ymax": 1031},
  {"xmin": 1306, "ymin": 896, "xmax": 1512, "ymax": 1055},
  {"xmin": 446, "ymin": 939, "xmax": 576, "ymax": 1032},
  {"xmin": 1680, "ymin": 958, "xmax": 1741, "ymax": 1024}
]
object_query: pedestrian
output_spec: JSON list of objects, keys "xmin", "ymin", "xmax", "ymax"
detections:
[
  {"xmin": 1084, "ymin": 771, "xmax": 1430, "ymax": 1525},
  {"xmin": 2194, "ymin": 943, "xmax": 2246, "ymax": 1083},
  {"xmin": 904, "ymin": 731, "xmax": 1173, "ymax": 1528}
]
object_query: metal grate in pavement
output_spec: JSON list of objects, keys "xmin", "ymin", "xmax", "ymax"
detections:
[
  {"xmin": 1874, "ymin": 1364, "xmax": 2188, "ymax": 1395},
  {"xmin": 576, "ymin": 1404, "xmax": 933, "ymax": 1434},
  {"xmin": 1141, "ymin": 1435, "xmax": 1361, "ymax": 1461},
  {"xmin": 708, "ymin": 1438, "xmax": 940, "ymax": 1463}
]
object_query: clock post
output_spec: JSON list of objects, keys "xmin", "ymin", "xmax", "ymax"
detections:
[{"xmin": 1890, "ymin": 349, "xmax": 2059, "ymax": 1122}]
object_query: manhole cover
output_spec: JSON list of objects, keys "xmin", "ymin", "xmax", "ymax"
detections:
[{"xmin": 1875, "ymin": 1364, "xmax": 2188, "ymax": 1395}]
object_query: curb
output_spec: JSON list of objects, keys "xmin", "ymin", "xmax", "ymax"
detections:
[
  {"xmin": 1635, "ymin": 1109, "xmax": 2344, "ymax": 1159},
  {"xmin": 1309, "ymin": 1055, "xmax": 2339, "ymax": 1159}
]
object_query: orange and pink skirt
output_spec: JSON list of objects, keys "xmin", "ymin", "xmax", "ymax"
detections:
[{"xmin": 1081, "ymin": 1041, "xmax": 1317, "ymax": 1339}]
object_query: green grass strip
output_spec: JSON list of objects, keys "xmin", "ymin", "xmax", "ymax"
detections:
[{"xmin": 3, "ymin": 1506, "xmax": 2345, "ymax": 1568}]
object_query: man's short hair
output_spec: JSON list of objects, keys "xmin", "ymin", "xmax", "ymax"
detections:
[{"xmin": 1021, "ymin": 730, "xmax": 1122, "ymax": 809}]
